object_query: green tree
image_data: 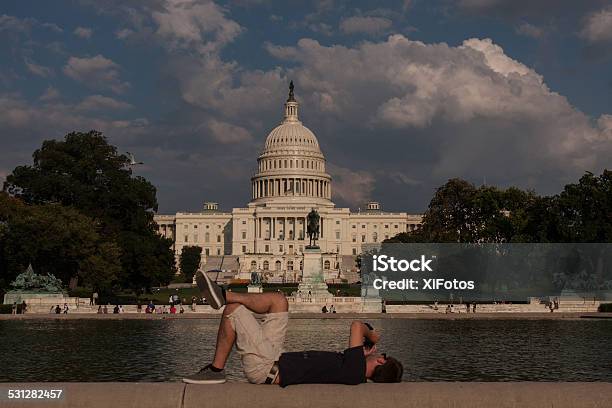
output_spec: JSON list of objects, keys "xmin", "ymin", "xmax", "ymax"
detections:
[
  {"xmin": 179, "ymin": 246, "xmax": 202, "ymax": 283},
  {"xmin": 0, "ymin": 192, "xmax": 120, "ymax": 291},
  {"xmin": 386, "ymin": 170, "xmax": 611, "ymax": 244},
  {"xmin": 554, "ymin": 170, "xmax": 612, "ymax": 242},
  {"xmin": 3, "ymin": 131, "xmax": 175, "ymax": 291},
  {"xmin": 384, "ymin": 180, "xmax": 540, "ymax": 243}
]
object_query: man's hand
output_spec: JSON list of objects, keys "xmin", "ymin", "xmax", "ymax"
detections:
[
  {"xmin": 349, "ymin": 320, "xmax": 381, "ymax": 348},
  {"xmin": 363, "ymin": 344, "xmax": 377, "ymax": 357}
]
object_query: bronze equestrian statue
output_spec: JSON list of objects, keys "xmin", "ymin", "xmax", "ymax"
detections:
[{"xmin": 307, "ymin": 208, "xmax": 320, "ymax": 247}]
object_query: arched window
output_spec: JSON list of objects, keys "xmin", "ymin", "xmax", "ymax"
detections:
[
  {"xmin": 250, "ymin": 260, "xmax": 257, "ymax": 271},
  {"xmin": 205, "ymin": 232, "xmax": 210, "ymax": 242},
  {"xmin": 275, "ymin": 260, "xmax": 281, "ymax": 271},
  {"xmin": 263, "ymin": 261, "xmax": 269, "ymax": 270},
  {"xmin": 324, "ymin": 260, "xmax": 331, "ymax": 270}
]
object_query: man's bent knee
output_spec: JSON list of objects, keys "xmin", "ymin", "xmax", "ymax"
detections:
[
  {"xmin": 223, "ymin": 303, "xmax": 241, "ymax": 316},
  {"xmin": 270, "ymin": 293, "xmax": 288, "ymax": 313}
]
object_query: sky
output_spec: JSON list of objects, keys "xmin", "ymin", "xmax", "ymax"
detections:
[{"xmin": 1, "ymin": 0, "xmax": 612, "ymax": 214}]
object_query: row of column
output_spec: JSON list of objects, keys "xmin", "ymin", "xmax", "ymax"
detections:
[
  {"xmin": 252, "ymin": 178, "xmax": 330, "ymax": 200},
  {"xmin": 253, "ymin": 216, "xmax": 324, "ymax": 241},
  {"xmin": 259, "ymin": 158, "xmax": 322, "ymax": 172}
]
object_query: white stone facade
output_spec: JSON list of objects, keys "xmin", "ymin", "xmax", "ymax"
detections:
[{"xmin": 154, "ymin": 86, "xmax": 422, "ymax": 282}]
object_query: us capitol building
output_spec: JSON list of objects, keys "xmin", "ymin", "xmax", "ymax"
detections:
[{"xmin": 154, "ymin": 84, "xmax": 422, "ymax": 284}]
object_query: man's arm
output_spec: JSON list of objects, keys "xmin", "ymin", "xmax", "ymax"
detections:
[{"xmin": 349, "ymin": 320, "xmax": 380, "ymax": 348}]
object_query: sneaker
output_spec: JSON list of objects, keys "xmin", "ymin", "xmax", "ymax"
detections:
[
  {"xmin": 182, "ymin": 364, "xmax": 226, "ymax": 384},
  {"xmin": 196, "ymin": 271, "xmax": 226, "ymax": 310}
]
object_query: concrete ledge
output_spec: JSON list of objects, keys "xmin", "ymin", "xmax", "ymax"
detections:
[
  {"xmin": 3, "ymin": 383, "xmax": 612, "ymax": 408},
  {"xmin": 2, "ymin": 312, "xmax": 612, "ymax": 320}
]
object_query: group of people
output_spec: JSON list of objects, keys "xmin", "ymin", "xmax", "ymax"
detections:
[
  {"xmin": 465, "ymin": 303, "xmax": 477, "ymax": 313},
  {"xmin": 321, "ymin": 304, "xmax": 337, "ymax": 313},
  {"xmin": 443, "ymin": 303, "xmax": 478, "ymax": 314},
  {"xmin": 143, "ymin": 300, "xmax": 185, "ymax": 314},
  {"xmin": 11, "ymin": 301, "xmax": 27, "ymax": 314},
  {"xmin": 96, "ymin": 304, "xmax": 124, "ymax": 314},
  {"xmin": 50, "ymin": 304, "xmax": 69, "ymax": 314}
]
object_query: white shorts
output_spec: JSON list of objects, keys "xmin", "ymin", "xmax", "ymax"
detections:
[{"xmin": 226, "ymin": 305, "xmax": 288, "ymax": 384}]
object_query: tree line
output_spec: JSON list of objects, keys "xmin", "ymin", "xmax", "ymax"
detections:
[{"xmin": 387, "ymin": 172, "xmax": 612, "ymax": 243}]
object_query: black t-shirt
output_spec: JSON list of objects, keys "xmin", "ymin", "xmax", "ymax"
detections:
[{"xmin": 278, "ymin": 346, "xmax": 366, "ymax": 387}]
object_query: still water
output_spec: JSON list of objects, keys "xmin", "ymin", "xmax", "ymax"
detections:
[{"xmin": 1, "ymin": 319, "xmax": 611, "ymax": 382}]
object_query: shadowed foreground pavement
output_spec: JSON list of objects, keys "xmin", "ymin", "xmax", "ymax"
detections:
[
  {"xmin": 2, "ymin": 382, "xmax": 612, "ymax": 408},
  {"xmin": 2, "ymin": 312, "xmax": 612, "ymax": 320}
]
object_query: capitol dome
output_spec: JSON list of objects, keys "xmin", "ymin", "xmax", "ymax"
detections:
[
  {"xmin": 264, "ymin": 122, "xmax": 321, "ymax": 152},
  {"xmin": 250, "ymin": 82, "xmax": 333, "ymax": 207}
]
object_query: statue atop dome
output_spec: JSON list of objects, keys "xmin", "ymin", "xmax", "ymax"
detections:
[{"xmin": 287, "ymin": 80, "xmax": 295, "ymax": 102}]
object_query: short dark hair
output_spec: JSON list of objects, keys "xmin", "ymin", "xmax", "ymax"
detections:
[{"xmin": 371, "ymin": 356, "xmax": 403, "ymax": 383}]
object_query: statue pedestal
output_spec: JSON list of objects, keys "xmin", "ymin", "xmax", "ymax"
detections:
[
  {"xmin": 247, "ymin": 284, "xmax": 263, "ymax": 293},
  {"xmin": 296, "ymin": 247, "xmax": 332, "ymax": 301}
]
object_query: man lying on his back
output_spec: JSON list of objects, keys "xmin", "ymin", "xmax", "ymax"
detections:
[{"xmin": 183, "ymin": 271, "xmax": 403, "ymax": 386}]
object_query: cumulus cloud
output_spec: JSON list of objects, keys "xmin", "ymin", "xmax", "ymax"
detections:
[
  {"xmin": 0, "ymin": 92, "xmax": 146, "ymax": 137},
  {"xmin": 328, "ymin": 164, "xmax": 376, "ymax": 207},
  {"xmin": 340, "ymin": 16, "xmax": 392, "ymax": 36},
  {"xmin": 598, "ymin": 114, "xmax": 612, "ymax": 138},
  {"xmin": 206, "ymin": 118, "xmax": 252, "ymax": 143},
  {"xmin": 65, "ymin": 0, "xmax": 612, "ymax": 213},
  {"xmin": 73, "ymin": 26, "xmax": 93, "ymax": 38},
  {"xmin": 76, "ymin": 95, "xmax": 133, "ymax": 111},
  {"xmin": 264, "ymin": 34, "xmax": 612, "ymax": 197},
  {"xmin": 579, "ymin": 6, "xmax": 612, "ymax": 43},
  {"xmin": 151, "ymin": 0, "xmax": 243, "ymax": 53},
  {"xmin": 63, "ymin": 55, "xmax": 130, "ymax": 94},
  {"xmin": 171, "ymin": 54, "xmax": 286, "ymax": 120},
  {"xmin": 0, "ymin": 91, "xmax": 149, "ymax": 192}
]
